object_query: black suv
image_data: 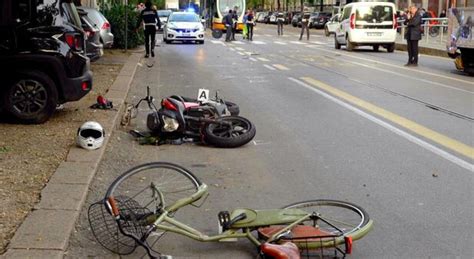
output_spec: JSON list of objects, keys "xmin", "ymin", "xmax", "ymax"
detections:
[{"xmin": 0, "ymin": 0, "xmax": 93, "ymax": 124}]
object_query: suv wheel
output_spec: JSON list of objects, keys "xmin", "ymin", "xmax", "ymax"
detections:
[
  {"xmin": 386, "ymin": 43, "xmax": 395, "ymax": 53},
  {"xmin": 3, "ymin": 71, "xmax": 58, "ymax": 124},
  {"xmin": 346, "ymin": 37, "xmax": 354, "ymax": 51},
  {"xmin": 335, "ymin": 35, "xmax": 341, "ymax": 49}
]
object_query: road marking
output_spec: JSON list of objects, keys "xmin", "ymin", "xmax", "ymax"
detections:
[
  {"xmin": 298, "ymin": 77, "xmax": 474, "ymax": 167},
  {"xmin": 233, "ymin": 41, "xmax": 245, "ymax": 44},
  {"xmin": 313, "ymin": 41, "xmax": 327, "ymax": 45},
  {"xmin": 274, "ymin": 41, "xmax": 288, "ymax": 45},
  {"xmin": 249, "ymin": 57, "xmax": 258, "ymax": 62},
  {"xmin": 252, "ymin": 41, "xmax": 266, "ymax": 45},
  {"xmin": 235, "ymin": 47, "xmax": 245, "ymax": 51},
  {"xmin": 264, "ymin": 34, "xmax": 273, "ymax": 37},
  {"xmin": 290, "ymin": 41, "xmax": 308, "ymax": 45},
  {"xmin": 264, "ymin": 64, "xmax": 277, "ymax": 70},
  {"xmin": 257, "ymin": 57, "xmax": 270, "ymax": 62},
  {"xmin": 237, "ymin": 52, "xmax": 246, "ymax": 56},
  {"xmin": 245, "ymin": 51, "xmax": 253, "ymax": 55},
  {"xmin": 211, "ymin": 40, "xmax": 225, "ymax": 45},
  {"xmin": 312, "ymin": 46, "xmax": 474, "ymax": 87},
  {"xmin": 273, "ymin": 64, "xmax": 290, "ymax": 70}
]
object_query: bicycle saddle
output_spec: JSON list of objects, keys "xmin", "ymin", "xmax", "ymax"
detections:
[{"xmin": 260, "ymin": 242, "xmax": 300, "ymax": 259}]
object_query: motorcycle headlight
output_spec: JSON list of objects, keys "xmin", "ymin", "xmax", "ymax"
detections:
[{"xmin": 162, "ymin": 115, "xmax": 179, "ymax": 132}]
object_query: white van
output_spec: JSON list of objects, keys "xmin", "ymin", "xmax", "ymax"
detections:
[{"xmin": 335, "ymin": 2, "xmax": 397, "ymax": 52}]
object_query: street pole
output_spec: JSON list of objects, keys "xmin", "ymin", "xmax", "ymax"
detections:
[{"xmin": 125, "ymin": 0, "xmax": 128, "ymax": 52}]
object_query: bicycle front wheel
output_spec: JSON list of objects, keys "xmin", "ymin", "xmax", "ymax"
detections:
[{"xmin": 282, "ymin": 199, "xmax": 370, "ymax": 238}]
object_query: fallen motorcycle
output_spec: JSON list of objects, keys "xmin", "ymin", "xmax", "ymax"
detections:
[{"xmin": 128, "ymin": 87, "xmax": 256, "ymax": 148}]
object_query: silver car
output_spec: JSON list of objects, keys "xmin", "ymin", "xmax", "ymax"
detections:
[{"xmin": 78, "ymin": 7, "xmax": 114, "ymax": 48}]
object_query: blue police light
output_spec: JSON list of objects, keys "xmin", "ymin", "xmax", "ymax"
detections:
[{"xmin": 186, "ymin": 7, "xmax": 195, "ymax": 13}]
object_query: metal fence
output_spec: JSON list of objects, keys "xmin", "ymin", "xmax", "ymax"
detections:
[{"xmin": 397, "ymin": 17, "xmax": 448, "ymax": 45}]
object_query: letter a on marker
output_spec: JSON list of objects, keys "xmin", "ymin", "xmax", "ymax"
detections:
[{"xmin": 198, "ymin": 89, "xmax": 210, "ymax": 102}]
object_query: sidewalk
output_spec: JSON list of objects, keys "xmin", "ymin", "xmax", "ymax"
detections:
[
  {"xmin": 395, "ymin": 32, "xmax": 447, "ymax": 57},
  {"xmin": 1, "ymin": 53, "xmax": 141, "ymax": 259}
]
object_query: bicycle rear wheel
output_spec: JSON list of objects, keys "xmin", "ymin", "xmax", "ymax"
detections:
[{"xmin": 282, "ymin": 200, "xmax": 370, "ymax": 237}]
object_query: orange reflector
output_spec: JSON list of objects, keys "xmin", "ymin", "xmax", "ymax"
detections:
[{"xmin": 345, "ymin": 236, "xmax": 353, "ymax": 254}]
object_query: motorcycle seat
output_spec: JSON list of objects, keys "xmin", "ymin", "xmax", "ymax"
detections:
[{"xmin": 183, "ymin": 102, "xmax": 200, "ymax": 109}]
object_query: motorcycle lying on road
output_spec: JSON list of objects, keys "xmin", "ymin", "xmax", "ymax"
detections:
[{"xmin": 127, "ymin": 87, "xmax": 256, "ymax": 148}]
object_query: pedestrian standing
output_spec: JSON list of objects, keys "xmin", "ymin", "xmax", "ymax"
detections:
[
  {"xmin": 231, "ymin": 7, "xmax": 239, "ymax": 40},
  {"xmin": 242, "ymin": 11, "xmax": 249, "ymax": 40},
  {"xmin": 299, "ymin": 9, "xmax": 310, "ymax": 40},
  {"xmin": 224, "ymin": 10, "xmax": 233, "ymax": 42},
  {"xmin": 246, "ymin": 10, "xmax": 255, "ymax": 41},
  {"xmin": 136, "ymin": 1, "xmax": 161, "ymax": 58},
  {"xmin": 276, "ymin": 11, "xmax": 285, "ymax": 35},
  {"xmin": 404, "ymin": 5, "xmax": 422, "ymax": 66}
]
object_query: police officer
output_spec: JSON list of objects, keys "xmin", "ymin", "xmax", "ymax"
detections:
[
  {"xmin": 299, "ymin": 9, "xmax": 310, "ymax": 40},
  {"xmin": 224, "ymin": 10, "xmax": 233, "ymax": 42},
  {"xmin": 137, "ymin": 1, "xmax": 161, "ymax": 58},
  {"xmin": 276, "ymin": 11, "xmax": 285, "ymax": 36}
]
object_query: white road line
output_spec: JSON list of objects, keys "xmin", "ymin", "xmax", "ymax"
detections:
[
  {"xmin": 264, "ymin": 64, "xmax": 277, "ymax": 70},
  {"xmin": 257, "ymin": 57, "xmax": 270, "ymax": 62},
  {"xmin": 274, "ymin": 41, "xmax": 288, "ymax": 45},
  {"xmin": 288, "ymin": 77, "xmax": 473, "ymax": 171},
  {"xmin": 229, "ymin": 48, "xmax": 236, "ymax": 51},
  {"xmin": 290, "ymin": 41, "xmax": 308, "ymax": 45},
  {"xmin": 245, "ymin": 52, "xmax": 253, "ymax": 55},
  {"xmin": 235, "ymin": 47, "xmax": 244, "ymax": 51},
  {"xmin": 233, "ymin": 41, "xmax": 245, "ymax": 44},
  {"xmin": 249, "ymin": 57, "xmax": 258, "ymax": 62},
  {"xmin": 313, "ymin": 41, "xmax": 327, "ymax": 45},
  {"xmin": 211, "ymin": 40, "xmax": 225, "ymax": 45},
  {"xmin": 237, "ymin": 52, "xmax": 246, "ymax": 56},
  {"xmin": 273, "ymin": 64, "xmax": 290, "ymax": 70},
  {"xmin": 252, "ymin": 41, "xmax": 266, "ymax": 45},
  {"xmin": 313, "ymin": 46, "xmax": 474, "ymax": 87}
]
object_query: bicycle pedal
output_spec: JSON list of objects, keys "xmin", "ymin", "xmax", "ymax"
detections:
[{"xmin": 217, "ymin": 220, "xmax": 238, "ymax": 242}]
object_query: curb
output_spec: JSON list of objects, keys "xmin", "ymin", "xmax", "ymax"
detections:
[
  {"xmin": 395, "ymin": 42, "xmax": 448, "ymax": 58},
  {"xmin": 1, "ymin": 53, "xmax": 141, "ymax": 259}
]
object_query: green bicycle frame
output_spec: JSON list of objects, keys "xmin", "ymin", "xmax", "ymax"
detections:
[{"xmin": 150, "ymin": 184, "xmax": 374, "ymax": 248}]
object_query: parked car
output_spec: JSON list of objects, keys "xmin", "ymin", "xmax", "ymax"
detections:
[
  {"xmin": 324, "ymin": 13, "xmax": 340, "ymax": 36},
  {"xmin": 163, "ymin": 12, "xmax": 205, "ymax": 44},
  {"xmin": 0, "ymin": 0, "xmax": 92, "ymax": 124},
  {"xmin": 263, "ymin": 12, "xmax": 273, "ymax": 24},
  {"xmin": 256, "ymin": 12, "xmax": 268, "ymax": 22},
  {"xmin": 78, "ymin": 9, "xmax": 103, "ymax": 61},
  {"xmin": 335, "ymin": 2, "xmax": 397, "ymax": 52},
  {"xmin": 309, "ymin": 12, "xmax": 332, "ymax": 29},
  {"xmin": 77, "ymin": 7, "xmax": 114, "ymax": 48},
  {"xmin": 291, "ymin": 13, "xmax": 302, "ymax": 27}
]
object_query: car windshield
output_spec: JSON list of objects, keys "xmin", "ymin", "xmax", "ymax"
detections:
[
  {"xmin": 158, "ymin": 10, "xmax": 171, "ymax": 17},
  {"xmin": 356, "ymin": 5, "xmax": 393, "ymax": 23},
  {"xmin": 169, "ymin": 13, "xmax": 199, "ymax": 22},
  {"xmin": 218, "ymin": 0, "xmax": 244, "ymax": 17}
]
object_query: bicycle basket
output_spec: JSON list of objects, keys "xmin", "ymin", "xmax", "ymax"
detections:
[
  {"xmin": 258, "ymin": 225, "xmax": 351, "ymax": 258},
  {"xmin": 88, "ymin": 196, "xmax": 152, "ymax": 255}
]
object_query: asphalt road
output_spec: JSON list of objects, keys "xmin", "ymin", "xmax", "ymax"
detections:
[{"xmin": 67, "ymin": 24, "xmax": 473, "ymax": 258}]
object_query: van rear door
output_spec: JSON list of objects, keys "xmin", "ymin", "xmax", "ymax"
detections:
[{"xmin": 355, "ymin": 4, "xmax": 394, "ymax": 30}]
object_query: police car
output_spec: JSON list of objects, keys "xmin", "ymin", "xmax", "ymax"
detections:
[{"xmin": 163, "ymin": 12, "xmax": 205, "ymax": 44}]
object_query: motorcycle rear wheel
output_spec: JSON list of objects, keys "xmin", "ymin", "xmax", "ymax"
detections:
[{"xmin": 204, "ymin": 116, "xmax": 256, "ymax": 148}]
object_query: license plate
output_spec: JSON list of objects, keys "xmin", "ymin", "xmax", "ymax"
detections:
[
  {"xmin": 367, "ymin": 32, "xmax": 383, "ymax": 36},
  {"xmin": 183, "ymin": 33, "xmax": 190, "ymax": 36}
]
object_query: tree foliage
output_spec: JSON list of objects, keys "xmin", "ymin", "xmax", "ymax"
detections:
[{"xmin": 101, "ymin": 3, "xmax": 145, "ymax": 49}]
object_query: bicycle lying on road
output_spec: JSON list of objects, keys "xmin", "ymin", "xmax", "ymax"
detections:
[{"xmin": 89, "ymin": 162, "xmax": 374, "ymax": 258}]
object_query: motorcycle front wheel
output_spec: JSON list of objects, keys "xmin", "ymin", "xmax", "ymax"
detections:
[{"xmin": 204, "ymin": 116, "xmax": 256, "ymax": 148}]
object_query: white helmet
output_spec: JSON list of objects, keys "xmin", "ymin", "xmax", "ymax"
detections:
[{"xmin": 76, "ymin": 121, "xmax": 105, "ymax": 150}]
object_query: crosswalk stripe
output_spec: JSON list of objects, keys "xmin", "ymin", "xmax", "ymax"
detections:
[
  {"xmin": 249, "ymin": 57, "xmax": 258, "ymax": 62},
  {"xmin": 237, "ymin": 52, "xmax": 246, "ymax": 56},
  {"xmin": 233, "ymin": 41, "xmax": 245, "ymax": 44},
  {"xmin": 235, "ymin": 47, "xmax": 245, "ymax": 51},
  {"xmin": 273, "ymin": 64, "xmax": 290, "ymax": 70},
  {"xmin": 274, "ymin": 41, "xmax": 287, "ymax": 45},
  {"xmin": 252, "ymin": 41, "xmax": 266, "ymax": 45},
  {"xmin": 263, "ymin": 64, "xmax": 277, "ymax": 70},
  {"xmin": 290, "ymin": 41, "xmax": 308, "ymax": 45},
  {"xmin": 257, "ymin": 57, "xmax": 270, "ymax": 62},
  {"xmin": 211, "ymin": 40, "xmax": 225, "ymax": 45}
]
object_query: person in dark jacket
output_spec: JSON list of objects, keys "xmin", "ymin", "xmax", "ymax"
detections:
[
  {"xmin": 231, "ymin": 7, "xmax": 239, "ymax": 40},
  {"xmin": 299, "ymin": 10, "xmax": 310, "ymax": 40},
  {"xmin": 404, "ymin": 5, "xmax": 422, "ymax": 66},
  {"xmin": 246, "ymin": 10, "xmax": 255, "ymax": 41},
  {"xmin": 136, "ymin": 1, "xmax": 161, "ymax": 58},
  {"xmin": 224, "ymin": 10, "xmax": 233, "ymax": 42}
]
